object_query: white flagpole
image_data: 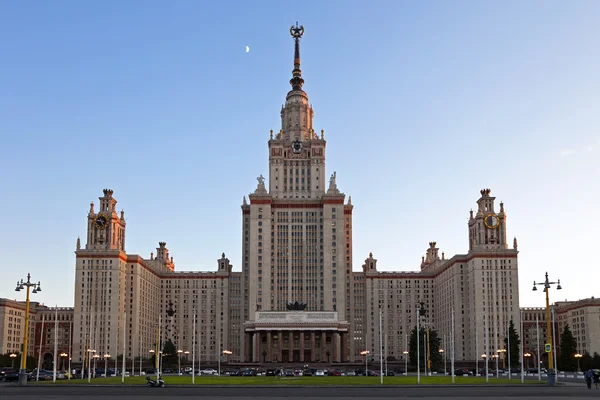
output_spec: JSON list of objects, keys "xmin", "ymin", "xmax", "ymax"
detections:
[
  {"xmin": 507, "ymin": 319, "xmax": 511, "ymax": 379},
  {"xmin": 192, "ymin": 313, "xmax": 196, "ymax": 384},
  {"xmin": 552, "ymin": 307, "xmax": 558, "ymax": 382},
  {"xmin": 139, "ymin": 332, "xmax": 142, "ymax": 377},
  {"xmin": 88, "ymin": 309, "xmax": 93, "ymax": 383},
  {"xmin": 379, "ymin": 310, "xmax": 383, "ymax": 384},
  {"xmin": 37, "ymin": 314, "xmax": 45, "ymax": 382},
  {"xmin": 68, "ymin": 321, "xmax": 72, "ymax": 380},
  {"xmin": 157, "ymin": 315, "xmax": 161, "ymax": 381},
  {"xmin": 198, "ymin": 314, "xmax": 204, "ymax": 376},
  {"xmin": 475, "ymin": 328, "xmax": 478, "ymax": 376},
  {"xmin": 53, "ymin": 306, "xmax": 58, "ymax": 382},
  {"xmin": 484, "ymin": 311, "xmax": 488, "ymax": 383},
  {"xmin": 451, "ymin": 309, "xmax": 455, "ymax": 384},
  {"xmin": 416, "ymin": 308, "xmax": 420, "ymax": 384},
  {"xmin": 520, "ymin": 310, "xmax": 524, "ymax": 383},
  {"xmin": 536, "ymin": 315, "xmax": 541, "ymax": 381},
  {"xmin": 122, "ymin": 312, "xmax": 126, "ymax": 383}
]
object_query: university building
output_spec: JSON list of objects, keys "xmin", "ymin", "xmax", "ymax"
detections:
[
  {"xmin": 66, "ymin": 25, "xmax": 522, "ymax": 366},
  {"xmin": 0, "ymin": 25, "xmax": 529, "ymax": 368}
]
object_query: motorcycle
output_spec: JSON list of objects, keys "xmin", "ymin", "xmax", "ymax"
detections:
[{"xmin": 146, "ymin": 376, "xmax": 165, "ymax": 387}]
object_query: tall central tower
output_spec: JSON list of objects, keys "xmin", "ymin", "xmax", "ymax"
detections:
[{"xmin": 241, "ymin": 24, "xmax": 354, "ymax": 335}]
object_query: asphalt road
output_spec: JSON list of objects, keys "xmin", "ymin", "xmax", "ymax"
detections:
[{"xmin": 1, "ymin": 386, "xmax": 598, "ymax": 399}]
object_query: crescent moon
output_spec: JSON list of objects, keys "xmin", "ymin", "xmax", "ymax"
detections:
[{"xmin": 245, "ymin": 46, "xmax": 250, "ymax": 53}]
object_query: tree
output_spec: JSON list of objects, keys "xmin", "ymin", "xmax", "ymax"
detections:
[
  {"xmin": 581, "ymin": 351, "xmax": 593, "ymax": 371},
  {"xmin": 558, "ymin": 325, "xmax": 577, "ymax": 371},
  {"xmin": 162, "ymin": 339, "xmax": 177, "ymax": 365},
  {"xmin": 592, "ymin": 352, "xmax": 600, "ymax": 369},
  {"xmin": 503, "ymin": 319, "xmax": 521, "ymax": 368},
  {"xmin": 408, "ymin": 326, "xmax": 443, "ymax": 371}
]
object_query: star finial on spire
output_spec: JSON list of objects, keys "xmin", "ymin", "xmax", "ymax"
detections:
[{"xmin": 289, "ymin": 22, "xmax": 305, "ymax": 90}]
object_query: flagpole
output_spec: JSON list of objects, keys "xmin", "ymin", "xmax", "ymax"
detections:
[
  {"xmin": 484, "ymin": 311, "xmax": 488, "ymax": 383},
  {"xmin": 552, "ymin": 307, "xmax": 558, "ymax": 382},
  {"xmin": 68, "ymin": 321, "xmax": 72, "ymax": 380},
  {"xmin": 139, "ymin": 331, "xmax": 142, "ymax": 377},
  {"xmin": 122, "ymin": 312, "xmax": 126, "ymax": 383},
  {"xmin": 199, "ymin": 316, "xmax": 202, "ymax": 374},
  {"xmin": 53, "ymin": 306, "xmax": 58, "ymax": 382},
  {"xmin": 475, "ymin": 327, "xmax": 478, "ymax": 376},
  {"xmin": 451, "ymin": 309, "xmax": 455, "ymax": 384},
  {"xmin": 88, "ymin": 309, "xmax": 93, "ymax": 383},
  {"xmin": 37, "ymin": 314, "xmax": 45, "ymax": 382},
  {"xmin": 192, "ymin": 312, "xmax": 196, "ymax": 384},
  {"xmin": 416, "ymin": 307, "xmax": 420, "ymax": 384},
  {"xmin": 507, "ymin": 319, "xmax": 511, "ymax": 379},
  {"xmin": 520, "ymin": 310, "xmax": 524, "ymax": 383},
  {"xmin": 536, "ymin": 315, "xmax": 541, "ymax": 381}
]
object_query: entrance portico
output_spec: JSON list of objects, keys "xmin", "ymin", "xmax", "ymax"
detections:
[{"xmin": 244, "ymin": 311, "xmax": 349, "ymax": 363}]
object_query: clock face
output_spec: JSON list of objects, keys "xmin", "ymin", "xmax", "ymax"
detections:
[
  {"xmin": 94, "ymin": 215, "xmax": 108, "ymax": 229},
  {"xmin": 292, "ymin": 140, "xmax": 302, "ymax": 154},
  {"xmin": 484, "ymin": 213, "xmax": 500, "ymax": 229}
]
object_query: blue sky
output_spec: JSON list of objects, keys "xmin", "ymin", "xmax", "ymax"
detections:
[{"xmin": 1, "ymin": 1, "xmax": 598, "ymax": 309}]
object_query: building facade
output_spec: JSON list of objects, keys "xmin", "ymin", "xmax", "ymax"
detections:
[
  {"xmin": 0, "ymin": 298, "xmax": 73, "ymax": 369},
  {"xmin": 66, "ymin": 25, "xmax": 522, "ymax": 366},
  {"xmin": 555, "ymin": 297, "xmax": 600, "ymax": 356}
]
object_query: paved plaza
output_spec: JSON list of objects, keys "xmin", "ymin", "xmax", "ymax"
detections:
[{"xmin": 1, "ymin": 385, "xmax": 598, "ymax": 399}]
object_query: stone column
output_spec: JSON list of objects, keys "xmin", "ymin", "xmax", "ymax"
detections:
[
  {"xmin": 267, "ymin": 332, "xmax": 272, "ymax": 363},
  {"xmin": 244, "ymin": 333, "xmax": 250, "ymax": 362},
  {"xmin": 277, "ymin": 330, "xmax": 283, "ymax": 362},
  {"xmin": 321, "ymin": 331, "xmax": 327, "ymax": 363},
  {"xmin": 252, "ymin": 332, "xmax": 258, "ymax": 362},
  {"xmin": 288, "ymin": 331, "xmax": 294, "ymax": 362},
  {"xmin": 299, "ymin": 332, "xmax": 305, "ymax": 362},
  {"xmin": 332, "ymin": 332, "xmax": 338, "ymax": 363},
  {"xmin": 310, "ymin": 331, "xmax": 316, "ymax": 362},
  {"xmin": 335, "ymin": 333, "xmax": 341, "ymax": 363}
]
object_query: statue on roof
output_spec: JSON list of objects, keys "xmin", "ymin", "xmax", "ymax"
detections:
[{"xmin": 286, "ymin": 301, "xmax": 307, "ymax": 311}]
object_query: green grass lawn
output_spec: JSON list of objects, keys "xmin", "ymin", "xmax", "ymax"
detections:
[{"xmin": 35, "ymin": 375, "xmax": 541, "ymax": 386}]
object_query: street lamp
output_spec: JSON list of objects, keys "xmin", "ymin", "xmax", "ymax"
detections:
[
  {"xmin": 524, "ymin": 352, "xmax": 531, "ymax": 370},
  {"xmin": 93, "ymin": 354, "xmax": 100, "ymax": 377},
  {"xmin": 360, "ymin": 350, "xmax": 370, "ymax": 374},
  {"xmin": 533, "ymin": 272, "xmax": 561, "ymax": 386},
  {"xmin": 492, "ymin": 354, "xmax": 499, "ymax": 378},
  {"xmin": 497, "ymin": 349, "xmax": 507, "ymax": 369},
  {"xmin": 14, "ymin": 273, "xmax": 42, "ymax": 386},
  {"xmin": 575, "ymin": 353, "xmax": 582, "ymax": 372},
  {"xmin": 177, "ymin": 350, "xmax": 183, "ymax": 375},
  {"xmin": 220, "ymin": 350, "xmax": 232, "ymax": 376},
  {"xmin": 103, "ymin": 354, "xmax": 111, "ymax": 377},
  {"xmin": 481, "ymin": 354, "xmax": 487, "ymax": 378},
  {"xmin": 10, "ymin": 353, "xmax": 17, "ymax": 369},
  {"xmin": 439, "ymin": 349, "xmax": 446, "ymax": 375},
  {"xmin": 60, "ymin": 353, "xmax": 68, "ymax": 371},
  {"xmin": 403, "ymin": 350, "xmax": 409, "ymax": 376}
]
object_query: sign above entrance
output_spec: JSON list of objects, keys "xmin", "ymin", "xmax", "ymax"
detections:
[{"xmin": 255, "ymin": 311, "xmax": 338, "ymax": 324}]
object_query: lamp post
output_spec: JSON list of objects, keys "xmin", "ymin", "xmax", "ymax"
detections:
[
  {"xmin": 492, "ymin": 354, "xmax": 499, "ymax": 378},
  {"xmin": 575, "ymin": 353, "xmax": 582, "ymax": 372},
  {"xmin": 220, "ymin": 350, "xmax": 232, "ymax": 376},
  {"xmin": 14, "ymin": 273, "xmax": 41, "ymax": 386},
  {"xmin": 439, "ymin": 349, "xmax": 446, "ymax": 375},
  {"xmin": 403, "ymin": 350, "xmax": 408, "ymax": 376},
  {"xmin": 60, "ymin": 353, "xmax": 68, "ymax": 371},
  {"xmin": 177, "ymin": 350, "xmax": 183, "ymax": 375},
  {"xmin": 93, "ymin": 354, "xmax": 100, "ymax": 377},
  {"xmin": 10, "ymin": 353, "xmax": 17, "ymax": 369},
  {"xmin": 481, "ymin": 354, "xmax": 487, "ymax": 379},
  {"xmin": 184, "ymin": 350, "xmax": 190, "ymax": 371},
  {"xmin": 532, "ymin": 272, "xmax": 561, "ymax": 386},
  {"xmin": 524, "ymin": 352, "xmax": 531, "ymax": 370},
  {"xmin": 497, "ymin": 349, "xmax": 507, "ymax": 369},
  {"xmin": 360, "ymin": 350, "xmax": 370, "ymax": 374},
  {"xmin": 103, "ymin": 354, "xmax": 110, "ymax": 377}
]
